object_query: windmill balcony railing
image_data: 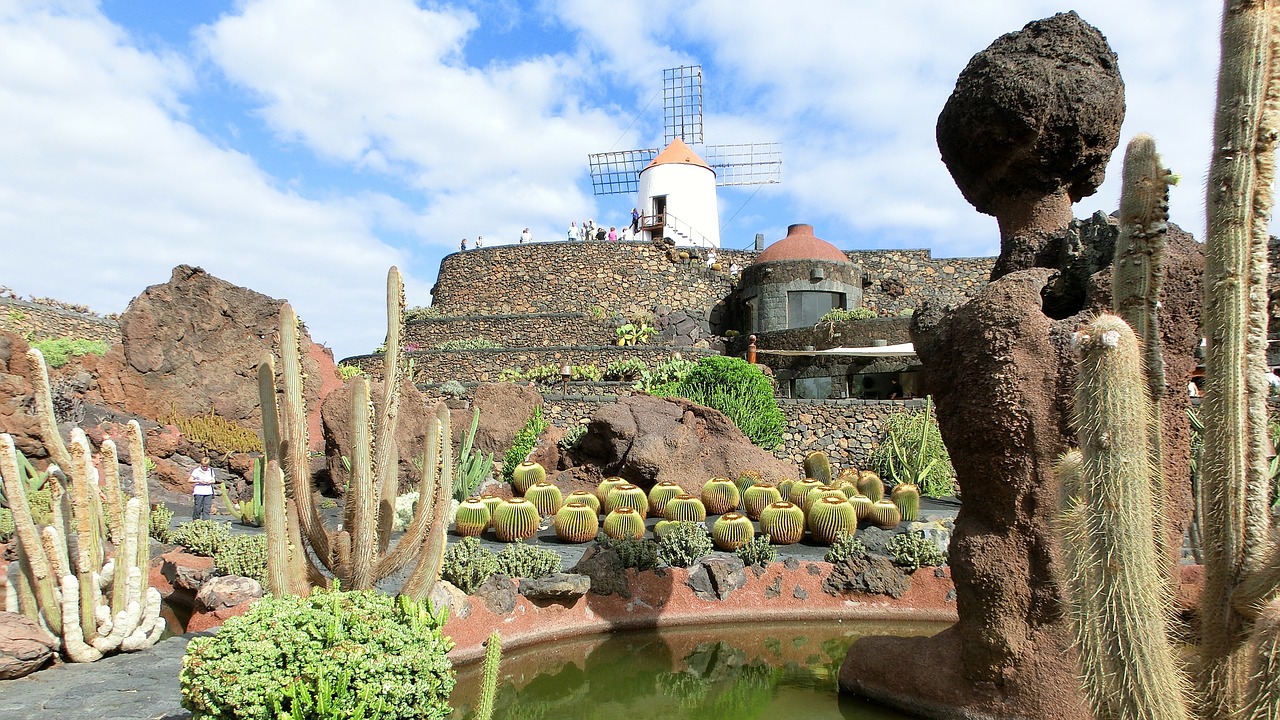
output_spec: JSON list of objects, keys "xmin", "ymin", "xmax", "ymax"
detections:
[{"xmin": 640, "ymin": 212, "xmax": 714, "ymax": 249}]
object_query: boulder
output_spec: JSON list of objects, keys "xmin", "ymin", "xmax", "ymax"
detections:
[
  {"xmin": 571, "ymin": 545, "xmax": 631, "ymax": 598},
  {"xmin": 686, "ymin": 556, "xmax": 747, "ymax": 601},
  {"xmin": 474, "ymin": 573, "xmax": 518, "ymax": 615},
  {"xmin": 322, "ymin": 377, "xmax": 437, "ymax": 496},
  {"xmin": 196, "ymin": 575, "xmax": 263, "ymax": 611},
  {"xmin": 466, "ymin": 383, "xmax": 542, "ymax": 456},
  {"xmin": 822, "ymin": 554, "xmax": 911, "ymax": 599},
  {"xmin": 576, "ymin": 395, "xmax": 796, "ymax": 491},
  {"xmin": 93, "ymin": 265, "xmax": 340, "ymax": 451},
  {"xmin": 0, "ymin": 611, "xmax": 58, "ymax": 679},
  {"xmin": 0, "ymin": 332, "xmax": 41, "ymax": 458},
  {"xmin": 518, "ymin": 573, "xmax": 591, "ymax": 601},
  {"xmin": 428, "ymin": 579, "xmax": 472, "ymax": 620}
]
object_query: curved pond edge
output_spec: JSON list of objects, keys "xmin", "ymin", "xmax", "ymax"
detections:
[{"xmin": 445, "ymin": 561, "xmax": 958, "ymax": 664}]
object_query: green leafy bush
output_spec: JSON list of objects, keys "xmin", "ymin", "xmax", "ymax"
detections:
[
  {"xmin": 600, "ymin": 534, "xmax": 661, "ymax": 571},
  {"xmin": 735, "ymin": 534, "xmax": 777, "ymax": 567},
  {"xmin": 501, "ymin": 408, "xmax": 548, "ymax": 483},
  {"xmin": 30, "ymin": 337, "xmax": 108, "ymax": 368},
  {"xmin": 337, "ymin": 364, "xmax": 364, "ymax": 380},
  {"xmin": 604, "ymin": 357, "xmax": 647, "ymax": 380},
  {"xmin": 888, "ymin": 530, "xmax": 948, "ymax": 572},
  {"xmin": 868, "ymin": 397, "xmax": 956, "ymax": 498},
  {"xmin": 404, "ymin": 306, "xmax": 442, "ymax": 322},
  {"xmin": 150, "ymin": 503, "xmax": 174, "ymax": 543},
  {"xmin": 494, "ymin": 541, "xmax": 562, "ymax": 579},
  {"xmin": 651, "ymin": 356, "xmax": 784, "ymax": 450},
  {"xmin": 169, "ymin": 520, "xmax": 230, "ymax": 557},
  {"xmin": 439, "ymin": 379, "xmax": 467, "ymax": 397},
  {"xmin": 824, "ymin": 532, "xmax": 868, "ymax": 564},
  {"xmin": 498, "ymin": 363, "xmax": 603, "ymax": 384},
  {"xmin": 434, "ymin": 337, "xmax": 501, "ymax": 350},
  {"xmin": 180, "ymin": 588, "xmax": 454, "ymax": 720},
  {"xmin": 817, "ymin": 307, "xmax": 876, "ymax": 323},
  {"xmin": 0, "ymin": 507, "xmax": 12, "ymax": 543},
  {"xmin": 634, "ymin": 357, "xmax": 695, "ymax": 392},
  {"xmin": 213, "ymin": 534, "xmax": 267, "ymax": 584},
  {"xmin": 441, "ymin": 536, "xmax": 499, "ymax": 594},
  {"xmin": 657, "ymin": 521, "xmax": 713, "ymax": 568}
]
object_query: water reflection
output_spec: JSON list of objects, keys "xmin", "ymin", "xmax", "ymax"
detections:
[{"xmin": 451, "ymin": 621, "xmax": 942, "ymax": 720}]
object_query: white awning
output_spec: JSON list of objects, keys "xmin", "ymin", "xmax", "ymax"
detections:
[{"xmin": 756, "ymin": 342, "xmax": 917, "ymax": 358}]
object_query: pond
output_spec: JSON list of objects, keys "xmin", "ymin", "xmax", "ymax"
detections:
[{"xmin": 449, "ymin": 619, "xmax": 946, "ymax": 720}]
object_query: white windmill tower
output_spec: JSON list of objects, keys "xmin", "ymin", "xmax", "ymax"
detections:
[{"xmin": 587, "ymin": 66, "xmax": 782, "ymax": 249}]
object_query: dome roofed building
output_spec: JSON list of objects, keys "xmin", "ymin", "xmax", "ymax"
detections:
[{"xmin": 739, "ymin": 223, "xmax": 862, "ymax": 334}]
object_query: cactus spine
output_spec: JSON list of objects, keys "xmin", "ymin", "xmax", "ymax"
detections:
[
  {"xmin": 735, "ymin": 469, "xmax": 763, "ymax": 498},
  {"xmin": 664, "ymin": 494, "xmax": 706, "ymax": 523},
  {"xmin": 803, "ymin": 451, "xmax": 832, "ymax": 484},
  {"xmin": 524, "ymin": 481, "xmax": 563, "ymax": 518},
  {"xmin": 480, "ymin": 494, "xmax": 504, "ymax": 518},
  {"xmin": 712, "ymin": 513, "xmax": 754, "ymax": 551},
  {"xmin": 760, "ymin": 501, "xmax": 804, "ymax": 545},
  {"xmin": 849, "ymin": 494, "xmax": 873, "ymax": 522},
  {"xmin": 868, "ymin": 498, "xmax": 901, "ymax": 530},
  {"xmin": 603, "ymin": 507, "xmax": 646, "ymax": 540},
  {"xmin": 808, "ymin": 497, "xmax": 856, "ymax": 546},
  {"xmin": 260, "ymin": 267, "xmax": 455, "ymax": 600},
  {"xmin": 596, "ymin": 477, "xmax": 627, "ymax": 510},
  {"xmin": 511, "ymin": 462, "xmax": 545, "ymax": 496},
  {"xmin": 701, "ymin": 477, "xmax": 740, "ymax": 515},
  {"xmin": 565, "ymin": 490, "xmax": 600, "ymax": 514},
  {"xmin": 856, "ymin": 471, "xmax": 884, "ymax": 502},
  {"xmin": 454, "ymin": 498, "xmax": 492, "ymax": 537},
  {"xmin": 890, "ymin": 483, "xmax": 920, "ymax": 522},
  {"xmin": 492, "ymin": 498, "xmax": 540, "ymax": 542},
  {"xmin": 742, "ymin": 483, "xmax": 782, "ymax": 520},
  {"xmin": 554, "ymin": 503, "xmax": 599, "ymax": 543},
  {"xmin": 647, "ymin": 481, "xmax": 684, "ymax": 518},
  {"xmin": 607, "ymin": 483, "xmax": 649, "ymax": 516},
  {"xmin": 786, "ymin": 478, "xmax": 822, "ymax": 508}
]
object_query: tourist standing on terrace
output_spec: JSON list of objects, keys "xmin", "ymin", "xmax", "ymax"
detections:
[
  {"xmin": 520, "ymin": 228, "xmax": 532, "ymax": 244},
  {"xmin": 567, "ymin": 222, "xmax": 579, "ymax": 241},
  {"xmin": 631, "ymin": 207, "xmax": 640, "ymax": 232},
  {"xmin": 189, "ymin": 456, "xmax": 215, "ymax": 521},
  {"xmin": 460, "ymin": 238, "xmax": 468, "ymax": 251},
  {"xmin": 476, "ymin": 235, "xmax": 484, "ymax": 248}
]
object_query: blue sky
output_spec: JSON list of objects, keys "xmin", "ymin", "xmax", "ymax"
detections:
[{"xmin": 1, "ymin": 1, "xmax": 1226, "ymax": 359}]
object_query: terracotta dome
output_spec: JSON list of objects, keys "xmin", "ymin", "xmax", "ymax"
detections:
[{"xmin": 753, "ymin": 224, "xmax": 850, "ymax": 264}]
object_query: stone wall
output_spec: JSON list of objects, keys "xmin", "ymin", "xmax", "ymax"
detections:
[
  {"xmin": 404, "ymin": 312, "xmax": 615, "ymax": 348},
  {"xmin": 853, "ymin": 250, "xmax": 992, "ymax": 315},
  {"xmin": 0, "ymin": 297, "xmax": 121, "ymax": 345}
]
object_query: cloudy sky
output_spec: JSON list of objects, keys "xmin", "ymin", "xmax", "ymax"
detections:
[{"xmin": 1, "ymin": 1, "xmax": 1226, "ymax": 359}]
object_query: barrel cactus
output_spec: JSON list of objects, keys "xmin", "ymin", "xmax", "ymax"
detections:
[
  {"xmin": 647, "ymin": 481, "xmax": 684, "ymax": 518},
  {"xmin": 596, "ymin": 477, "xmax": 628, "ymax": 510},
  {"xmin": 565, "ymin": 490, "xmax": 600, "ymax": 514},
  {"xmin": 511, "ymin": 461, "xmax": 546, "ymax": 496},
  {"xmin": 803, "ymin": 451, "xmax": 832, "ymax": 484},
  {"xmin": 856, "ymin": 470, "xmax": 885, "ymax": 502},
  {"xmin": 850, "ymin": 494, "xmax": 874, "ymax": 521},
  {"xmin": 607, "ymin": 483, "xmax": 649, "ymax": 516},
  {"xmin": 869, "ymin": 498, "xmax": 901, "ymax": 530},
  {"xmin": 891, "ymin": 483, "xmax": 920, "ymax": 522},
  {"xmin": 787, "ymin": 478, "xmax": 822, "ymax": 507},
  {"xmin": 777, "ymin": 478, "xmax": 796, "ymax": 502},
  {"xmin": 712, "ymin": 512, "xmax": 755, "ymax": 551},
  {"xmin": 701, "ymin": 477, "xmax": 740, "ymax": 516},
  {"xmin": 735, "ymin": 469, "xmax": 763, "ymax": 497},
  {"xmin": 603, "ymin": 507, "xmax": 646, "ymax": 540},
  {"xmin": 805, "ymin": 484, "xmax": 846, "ymax": 514},
  {"xmin": 492, "ymin": 497, "xmax": 541, "ymax": 541},
  {"xmin": 743, "ymin": 483, "xmax": 783, "ymax": 520},
  {"xmin": 836, "ymin": 467, "xmax": 860, "ymax": 485},
  {"xmin": 525, "ymin": 481, "xmax": 563, "ymax": 518},
  {"xmin": 653, "ymin": 519, "xmax": 678, "ymax": 540},
  {"xmin": 554, "ymin": 502, "xmax": 598, "ymax": 543},
  {"xmin": 480, "ymin": 494, "xmax": 504, "ymax": 518},
  {"xmin": 454, "ymin": 497, "xmax": 491, "ymax": 537},
  {"xmin": 808, "ymin": 496, "xmax": 856, "ymax": 546},
  {"xmin": 760, "ymin": 501, "xmax": 805, "ymax": 545},
  {"xmin": 664, "ymin": 494, "xmax": 707, "ymax": 523}
]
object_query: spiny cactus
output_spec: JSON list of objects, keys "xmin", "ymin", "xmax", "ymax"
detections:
[
  {"xmin": 869, "ymin": 498, "xmax": 901, "ymax": 530},
  {"xmin": 492, "ymin": 498, "xmax": 540, "ymax": 542},
  {"xmin": 607, "ymin": 483, "xmax": 649, "ymax": 516},
  {"xmin": 565, "ymin": 490, "xmax": 600, "ymax": 514},
  {"xmin": 664, "ymin": 494, "xmax": 707, "ymax": 523},
  {"xmin": 735, "ymin": 469, "xmax": 763, "ymax": 498},
  {"xmin": 712, "ymin": 512, "xmax": 754, "ymax": 551},
  {"xmin": 647, "ymin": 481, "xmax": 684, "ymax": 518},
  {"xmin": 891, "ymin": 483, "xmax": 920, "ymax": 523},
  {"xmin": 777, "ymin": 478, "xmax": 795, "ymax": 502},
  {"xmin": 742, "ymin": 483, "xmax": 782, "ymax": 520},
  {"xmin": 805, "ymin": 484, "xmax": 845, "ymax": 515},
  {"xmin": 760, "ymin": 501, "xmax": 804, "ymax": 545},
  {"xmin": 603, "ymin": 507, "xmax": 646, "ymax": 540},
  {"xmin": 454, "ymin": 497, "xmax": 491, "ymax": 537},
  {"xmin": 524, "ymin": 481, "xmax": 563, "ymax": 518},
  {"xmin": 808, "ymin": 496, "xmax": 856, "ymax": 546},
  {"xmin": 511, "ymin": 462, "xmax": 546, "ymax": 496},
  {"xmin": 554, "ymin": 503, "xmax": 599, "ymax": 543},
  {"xmin": 259, "ymin": 267, "xmax": 454, "ymax": 600},
  {"xmin": 803, "ymin": 451, "xmax": 832, "ymax": 484},
  {"xmin": 786, "ymin": 478, "xmax": 822, "ymax": 508},
  {"xmin": 219, "ymin": 457, "xmax": 265, "ymax": 527},
  {"xmin": 596, "ymin": 477, "xmax": 627, "ymax": 511},
  {"xmin": 479, "ymin": 494, "xmax": 504, "ymax": 518},
  {"xmin": 856, "ymin": 471, "xmax": 884, "ymax": 502},
  {"xmin": 850, "ymin": 494, "xmax": 873, "ymax": 522},
  {"xmin": 701, "ymin": 477, "xmax": 740, "ymax": 515}
]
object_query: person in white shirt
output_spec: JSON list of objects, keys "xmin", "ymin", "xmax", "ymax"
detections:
[
  {"xmin": 520, "ymin": 228, "xmax": 532, "ymax": 244},
  {"xmin": 476, "ymin": 235, "xmax": 484, "ymax": 248},
  {"xmin": 567, "ymin": 222, "xmax": 579, "ymax": 241},
  {"xmin": 189, "ymin": 456, "xmax": 216, "ymax": 520}
]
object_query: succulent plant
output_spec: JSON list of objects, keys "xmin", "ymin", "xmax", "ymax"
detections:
[
  {"xmin": 492, "ymin": 497, "xmax": 541, "ymax": 542},
  {"xmin": 647, "ymin": 481, "xmax": 684, "ymax": 518},
  {"xmin": 856, "ymin": 470, "xmax": 885, "ymax": 502},
  {"xmin": 603, "ymin": 507, "xmax": 647, "ymax": 540},
  {"xmin": 808, "ymin": 496, "xmax": 857, "ymax": 546},
  {"xmin": 712, "ymin": 512, "xmax": 755, "ymax": 551},
  {"xmin": 742, "ymin": 483, "xmax": 783, "ymax": 520},
  {"xmin": 653, "ymin": 519, "xmax": 678, "ymax": 540},
  {"xmin": 836, "ymin": 479, "xmax": 860, "ymax": 499},
  {"xmin": 596, "ymin": 477, "xmax": 628, "ymax": 510},
  {"xmin": 836, "ymin": 467, "xmax": 860, "ymax": 485},
  {"xmin": 454, "ymin": 497, "xmax": 491, "ymax": 537},
  {"xmin": 664, "ymin": 494, "xmax": 707, "ymax": 523},
  {"xmin": 701, "ymin": 477, "xmax": 741, "ymax": 516},
  {"xmin": 787, "ymin": 478, "xmax": 823, "ymax": 508},
  {"xmin": 850, "ymin": 494, "xmax": 874, "ymax": 521},
  {"xmin": 554, "ymin": 502, "xmax": 599, "ymax": 543},
  {"xmin": 890, "ymin": 483, "xmax": 920, "ymax": 522},
  {"xmin": 869, "ymin": 498, "xmax": 901, "ymax": 530},
  {"xmin": 607, "ymin": 483, "xmax": 649, "ymax": 516},
  {"xmin": 803, "ymin": 451, "xmax": 832, "ymax": 484},
  {"xmin": 777, "ymin": 478, "xmax": 795, "ymax": 501},
  {"xmin": 511, "ymin": 462, "xmax": 546, "ymax": 496},
  {"xmin": 480, "ymin": 494, "xmax": 504, "ymax": 518},
  {"xmin": 805, "ymin": 484, "xmax": 846, "ymax": 514},
  {"xmin": 565, "ymin": 490, "xmax": 601, "ymax": 514},
  {"xmin": 525, "ymin": 481, "xmax": 563, "ymax": 517},
  {"xmin": 734, "ymin": 469, "xmax": 763, "ymax": 497},
  {"xmin": 760, "ymin": 501, "xmax": 805, "ymax": 545}
]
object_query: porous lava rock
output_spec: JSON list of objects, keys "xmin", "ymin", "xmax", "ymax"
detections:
[
  {"xmin": 576, "ymin": 394, "xmax": 796, "ymax": 491},
  {"xmin": 519, "ymin": 573, "xmax": 592, "ymax": 601},
  {"xmin": 196, "ymin": 575, "xmax": 263, "ymax": 611},
  {"xmin": 0, "ymin": 611, "xmax": 58, "ymax": 679},
  {"xmin": 686, "ymin": 556, "xmax": 748, "ymax": 601},
  {"xmin": 460, "ymin": 383, "xmax": 542, "ymax": 457},
  {"xmin": 474, "ymin": 573, "xmax": 518, "ymax": 615},
  {"xmin": 571, "ymin": 545, "xmax": 631, "ymax": 598},
  {"xmin": 93, "ymin": 265, "xmax": 340, "ymax": 450},
  {"xmin": 937, "ymin": 12, "xmax": 1124, "ymax": 278},
  {"xmin": 0, "ymin": 332, "xmax": 41, "ymax": 458},
  {"xmin": 822, "ymin": 554, "xmax": 911, "ymax": 599},
  {"xmin": 321, "ymin": 377, "xmax": 437, "ymax": 495}
]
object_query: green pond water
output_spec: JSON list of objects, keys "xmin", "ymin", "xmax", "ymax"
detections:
[{"xmin": 449, "ymin": 620, "xmax": 945, "ymax": 720}]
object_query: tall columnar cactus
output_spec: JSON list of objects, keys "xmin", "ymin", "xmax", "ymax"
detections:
[
  {"xmin": 260, "ymin": 267, "xmax": 455, "ymax": 600},
  {"xmin": 1, "ymin": 349, "xmax": 163, "ymax": 662}
]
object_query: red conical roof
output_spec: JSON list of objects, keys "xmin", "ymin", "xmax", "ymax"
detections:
[
  {"xmin": 643, "ymin": 138, "xmax": 712, "ymax": 171},
  {"xmin": 754, "ymin": 224, "xmax": 850, "ymax": 264}
]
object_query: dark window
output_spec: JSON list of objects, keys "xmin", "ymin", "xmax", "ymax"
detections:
[
  {"xmin": 787, "ymin": 291, "xmax": 844, "ymax": 328},
  {"xmin": 793, "ymin": 376, "xmax": 835, "ymax": 399}
]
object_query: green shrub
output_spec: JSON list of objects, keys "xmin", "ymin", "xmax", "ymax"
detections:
[
  {"xmin": 558, "ymin": 423, "xmax": 588, "ymax": 453},
  {"xmin": 824, "ymin": 532, "xmax": 868, "ymax": 564},
  {"xmin": 213, "ymin": 534, "xmax": 267, "ymax": 584},
  {"xmin": 404, "ymin": 306, "xmax": 442, "ymax": 322},
  {"xmin": 501, "ymin": 408, "xmax": 548, "ymax": 483},
  {"xmin": 337, "ymin": 364, "xmax": 364, "ymax": 380},
  {"xmin": 494, "ymin": 541, "xmax": 562, "ymax": 579},
  {"xmin": 180, "ymin": 588, "xmax": 454, "ymax": 720},
  {"xmin": 868, "ymin": 398, "xmax": 956, "ymax": 498},
  {"xmin": 169, "ymin": 520, "xmax": 230, "ymax": 557},
  {"xmin": 319, "ymin": 498, "xmax": 338, "ymax": 510},
  {"xmin": 658, "ymin": 521, "xmax": 714, "ymax": 568},
  {"xmin": 441, "ymin": 536, "xmax": 499, "ymax": 594},
  {"xmin": 887, "ymin": 530, "xmax": 948, "ymax": 572},
  {"xmin": 150, "ymin": 503, "xmax": 174, "ymax": 543},
  {"xmin": 604, "ymin": 357, "xmax": 647, "ymax": 380},
  {"xmin": 0, "ymin": 507, "xmax": 12, "ymax": 543},
  {"xmin": 817, "ymin": 307, "xmax": 876, "ymax": 323},
  {"xmin": 434, "ymin": 337, "xmax": 501, "ymax": 350},
  {"xmin": 651, "ymin": 356, "xmax": 784, "ymax": 450},
  {"xmin": 600, "ymin": 534, "xmax": 661, "ymax": 571},
  {"xmin": 30, "ymin": 337, "xmax": 108, "ymax": 368},
  {"xmin": 634, "ymin": 357, "xmax": 695, "ymax": 392},
  {"xmin": 439, "ymin": 379, "xmax": 467, "ymax": 397},
  {"xmin": 735, "ymin": 534, "xmax": 777, "ymax": 567}
]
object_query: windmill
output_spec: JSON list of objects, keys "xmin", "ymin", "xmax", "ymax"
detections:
[{"xmin": 587, "ymin": 65, "xmax": 781, "ymax": 248}]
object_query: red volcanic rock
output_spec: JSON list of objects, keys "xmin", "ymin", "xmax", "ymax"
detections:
[
  {"xmin": 94, "ymin": 265, "xmax": 338, "ymax": 451},
  {"xmin": 196, "ymin": 575, "xmax": 263, "ymax": 612},
  {"xmin": 0, "ymin": 611, "xmax": 58, "ymax": 679},
  {"xmin": 466, "ymin": 383, "xmax": 543, "ymax": 457},
  {"xmin": 576, "ymin": 394, "xmax": 796, "ymax": 491},
  {"xmin": 0, "ymin": 332, "xmax": 41, "ymax": 459},
  {"xmin": 322, "ymin": 377, "xmax": 438, "ymax": 496}
]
